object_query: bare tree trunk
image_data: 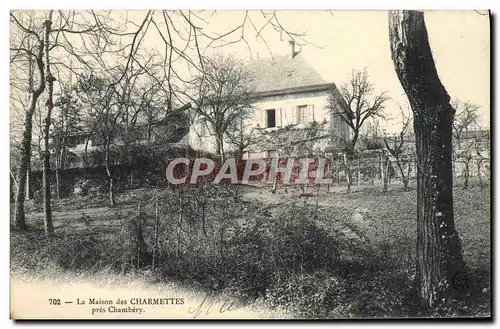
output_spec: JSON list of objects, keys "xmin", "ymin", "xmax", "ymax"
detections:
[
  {"xmin": 395, "ymin": 160, "xmax": 409, "ymax": 191},
  {"xmin": 84, "ymin": 136, "xmax": 91, "ymax": 166},
  {"xmin": 477, "ymin": 160, "xmax": 483, "ymax": 189},
  {"xmin": 55, "ymin": 130, "xmax": 67, "ymax": 200},
  {"xmin": 25, "ymin": 165, "xmax": 32, "ymax": 201},
  {"xmin": 343, "ymin": 153, "xmax": 351, "ymax": 194},
  {"xmin": 14, "ymin": 49, "xmax": 46, "ymax": 230},
  {"xmin": 136, "ymin": 201, "xmax": 141, "ymax": 269},
  {"xmin": 382, "ymin": 154, "xmax": 390, "ymax": 193},
  {"xmin": 104, "ymin": 136, "xmax": 115, "ymax": 207},
  {"xmin": 42, "ymin": 14, "xmax": 55, "ymax": 236},
  {"xmin": 216, "ymin": 134, "xmax": 225, "ymax": 163},
  {"xmin": 389, "ymin": 10, "xmax": 465, "ymax": 308},
  {"xmin": 14, "ymin": 114, "xmax": 35, "ymax": 231},
  {"xmin": 11, "ymin": 169, "xmax": 19, "ymax": 201},
  {"xmin": 463, "ymin": 158, "xmax": 470, "ymax": 189},
  {"xmin": 152, "ymin": 195, "xmax": 159, "ymax": 270},
  {"xmin": 55, "ymin": 155, "xmax": 60, "ymax": 199}
]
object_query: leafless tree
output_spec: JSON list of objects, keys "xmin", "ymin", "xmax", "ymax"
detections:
[
  {"xmin": 225, "ymin": 117, "xmax": 260, "ymax": 162},
  {"xmin": 75, "ymin": 73, "xmax": 119, "ymax": 206},
  {"xmin": 10, "ymin": 10, "xmax": 124, "ymax": 232},
  {"xmin": 383, "ymin": 104, "xmax": 413, "ymax": 191},
  {"xmin": 451, "ymin": 99, "xmax": 479, "ymax": 188},
  {"xmin": 10, "ymin": 9, "xmax": 319, "ymax": 230},
  {"xmin": 41, "ymin": 10, "xmax": 57, "ymax": 235},
  {"xmin": 330, "ymin": 69, "xmax": 390, "ymax": 152},
  {"xmin": 389, "ymin": 10, "xmax": 465, "ymax": 308},
  {"xmin": 473, "ymin": 134, "xmax": 488, "ymax": 189},
  {"xmin": 188, "ymin": 54, "xmax": 256, "ymax": 163},
  {"xmin": 451, "ymin": 100, "xmax": 480, "ymax": 141},
  {"xmin": 10, "ymin": 11, "xmax": 47, "ymax": 230},
  {"xmin": 327, "ymin": 68, "xmax": 389, "ymax": 193}
]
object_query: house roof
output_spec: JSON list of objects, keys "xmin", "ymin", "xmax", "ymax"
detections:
[
  {"xmin": 253, "ymin": 82, "xmax": 338, "ymax": 98},
  {"xmin": 246, "ymin": 54, "xmax": 327, "ymax": 93}
]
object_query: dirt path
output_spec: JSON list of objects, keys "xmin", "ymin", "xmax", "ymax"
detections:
[{"xmin": 10, "ymin": 272, "xmax": 285, "ymax": 320}]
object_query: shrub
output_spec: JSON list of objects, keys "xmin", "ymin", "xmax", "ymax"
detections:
[{"xmin": 265, "ymin": 271, "xmax": 349, "ymax": 319}]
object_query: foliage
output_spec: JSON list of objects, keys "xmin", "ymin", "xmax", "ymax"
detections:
[{"xmin": 11, "ymin": 183, "xmax": 491, "ymax": 318}]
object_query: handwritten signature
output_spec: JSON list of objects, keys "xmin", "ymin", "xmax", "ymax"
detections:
[{"xmin": 187, "ymin": 294, "xmax": 260, "ymax": 319}]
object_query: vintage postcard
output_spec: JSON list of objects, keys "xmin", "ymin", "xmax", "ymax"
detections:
[{"xmin": 9, "ymin": 10, "xmax": 491, "ymax": 319}]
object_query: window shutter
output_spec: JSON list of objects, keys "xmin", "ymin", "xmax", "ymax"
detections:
[
  {"xmin": 277, "ymin": 108, "xmax": 283, "ymax": 127},
  {"xmin": 291, "ymin": 106, "xmax": 297, "ymax": 124},
  {"xmin": 308, "ymin": 104, "xmax": 315, "ymax": 122},
  {"xmin": 261, "ymin": 109, "xmax": 266, "ymax": 128},
  {"xmin": 282, "ymin": 108, "xmax": 289, "ymax": 126}
]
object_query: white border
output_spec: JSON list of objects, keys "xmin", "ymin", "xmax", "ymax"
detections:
[{"xmin": 2, "ymin": 2, "xmax": 497, "ymax": 328}]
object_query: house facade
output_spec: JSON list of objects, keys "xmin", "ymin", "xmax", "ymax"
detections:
[{"xmin": 187, "ymin": 51, "xmax": 350, "ymax": 159}]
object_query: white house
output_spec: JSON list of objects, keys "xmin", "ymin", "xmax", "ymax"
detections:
[{"xmin": 187, "ymin": 47, "xmax": 350, "ymax": 159}]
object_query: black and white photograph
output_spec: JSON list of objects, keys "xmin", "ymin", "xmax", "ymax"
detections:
[{"xmin": 8, "ymin": 9, "xmax": 491, "ymax": 319}]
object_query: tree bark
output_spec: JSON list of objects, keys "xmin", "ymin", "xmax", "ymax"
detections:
[
  {"xmin": 104, "ymin": 138, "xmax": 115, "ymax": 207},
  {"xmin": 55, "ymin": 158, "xmax": 60, "ymax": 199},
  {"xmin": 216, "ymin": 134, "xmax": 225, "ymax": 163},
  {"xmin": 13, "ymin": 32, "xmax": 46, "ymax": 231},
  {"xmin": 343, "ymin": 153, "xmax": 351, "ymax": 194},
  {"xmin": 152, "ymin": 195, "xmax": 159, "ymax": 270},
  {"xmin": 463, "ymin": 157, "xmax": 470, "ymax": 189},
  {"xmin": 389, "ymin": 10, "xmax": 465, "ymax": 308},
  {"xmin": 14, "ymin": 114, "xmax": 35, "ymax": 230},
  {"xmin": 382, "ymin": 154, "xmax": 390, "ymax": 193},
  {"xmin": 42, "ymin": 14, "xmax": 55, "ymax": 236},
  {"xmin": 394, "ymin": 159, "xmax": 409, "ymax": 191},
  {"xmin": 477, "ymin": 159, "xmax": 483, "ymax": 189},
  {"xmin": 25, "ymin": 165, "xmax": 32, "ymax": 201}
]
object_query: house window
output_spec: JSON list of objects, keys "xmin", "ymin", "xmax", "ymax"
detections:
[
  {"xmin": 297, "ymin": 105, "xmax": 308, "ymax": 124},
  {"xmin": 266, "ymin": 109, "xmax": 276, "ymax": 128}
]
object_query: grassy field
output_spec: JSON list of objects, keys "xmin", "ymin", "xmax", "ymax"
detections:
[{"xmin": 11, "ymin": 180, "xmax": 491, "ymax": 318}]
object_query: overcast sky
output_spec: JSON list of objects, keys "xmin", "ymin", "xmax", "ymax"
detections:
[
  {"xmin": 190, "ymin": 10, "xmax": 490, "ymax": 133},
  {"xmin": 12, "ymin": 10, "xmax": 489, "ymax": 135}
]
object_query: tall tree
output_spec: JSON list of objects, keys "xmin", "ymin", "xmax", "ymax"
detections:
[
  {"xmin": 388, "ymin": 10, "xmax": 465, "ymax": 308},
  {"xmin": 10, "ymin": 10, "xmax": 120, "ymax": 231},
  {"xmin": 41, "ymin": 11, "xmax": 57, "ymax": 235},
  {"xmin": 225, "ymin": 116, "xmax": 260, "ymax": 162},
  {"xmin": 327, "ymin": 69, "xmax": 389, "ymax": 193},
  {"xmin": 76, "ymin": 74, "xmax": 119, "ymax": 207},
  {"xmin": 10, "ymin": 12, "xmax": 46, "ymax": 230},
  {"xmin": 330, "ymin": 69, "xmax": 389, "ymax": 152},
  {"xmin": 451, "ymin": 100, "xmax": 479, "ymax": 188},
  {"xmin": 52, "ymin": 86, "xmax": 82, "ymax": 198},
  {"xmin": 189, "ymin": 54, "xmax": 256, "ymax": 163},
  {"xmin": 383, "ymin": 104, "xmax": 413, "ymax": 191}
]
